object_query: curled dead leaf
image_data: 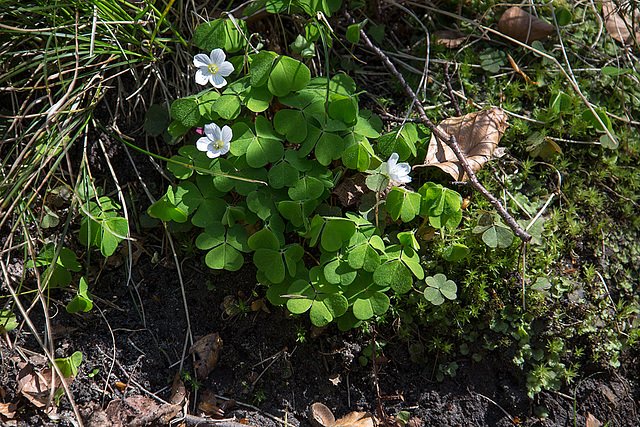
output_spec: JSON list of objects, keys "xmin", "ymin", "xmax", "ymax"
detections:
[
  {"xmin": 434, "ymin": 29, "xmax": 467, "ymax": 48},
  {"xmin": 498, "ymin": 7, "xmax": 554, "ymax": 44},
  {"xmin": 333, "ymin": 411, "xmax": 374, "ymax": 427},
  {"xmin": 189, "ymin": 333, "xmax": 223, "ymax": 380},
  {"xmin": 17, "ymin": 364, "xmax": 71, "ymax": 409},
  {"xmin": 0, "ymin": 401, "xmax": 18, "ymax": 420},
  {"xmin": 309, "ymin": 403, "xmax": 335, "ymax": 427},
  {"xmin": 308, "ymin": 403, "xmax": 375, "ymax": 427},
  {"xmin": 423, "ymin": 107, "xmax": 508, "ymax": 181},
  {"xmin": 585, "ymin": 412, "xmax": 602, "ymax": 427},
  {"xmin": 602, "ymin": 1, "xmax": 640, "ymax": 46}
]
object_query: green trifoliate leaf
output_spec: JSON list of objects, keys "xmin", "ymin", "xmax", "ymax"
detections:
[
  {"xmin": 352, "ymin": 291, "xmax": 389, "ymax": 320},
  {"xmin": 249, "ymin": 51, "xmax": 278, "ymax": 87},
  {"xmin": 377, "ymin": 123, "xmax": 418, "ymax": 160},
  {"xmin": 288, "ymin": 176, "xmax": 324, "ymax": 200},
  {"xmin": 268, "ymin": 56, "xmax": 311, "ymax": 96},
  {"xmin": 254, "ymin": 248, "xmax": 286, "ymax": 283},
  {"xmin": 145, "ymin": 105, "xmax": 170, "ymax": 137},
  {"xmin": 386, "ymin": 188, "xmax": 422, "ymax": 222},
  {"xmin": 423, "ymin": 273, "xmax": 457, "ymax": 305},
  {"xmin": 286, "ymin": 279, "xmax": 315, "ymax": 314},
  {"xmin": 442, "ymin": 243, "xmax": 470, "ymax": 261},
  {"xmin": 321, "ymin": 219, "xmax": 356, "ymax": 252},
  {"xmin": 170, "ymin": 97, "xmax": 200, "ymax": 127},
  {"xmin": 373, "ymin": 259, "xmax": 412, "ymax": 294},
  {"xmin": 268, "ymin": 160, "xmax": 299, "ymax": 188}
]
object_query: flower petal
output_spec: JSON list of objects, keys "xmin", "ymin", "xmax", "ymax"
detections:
[
  {"xmin": 219, "ymin": 139, "xmax": 231, "ymax": 155},
  {"xmin": 387, "ymin": 153, "xmax": 399, "ymax": 170},
  {"xmin": 196, "ymin": 136, "xmax": 211, "ymax": 152},
  {"xmin": 210, "ymin": 48, "xmax": 225, "ymax": 65},
  {"xmin": 210, "ymin": 73, "xmax": 227, "ymax": 88},
  {"xmin": 206, "ymin": 150, "xmax": 221, "ymax": 159},
  {"xmin": 195, "ymin": 69, "xmax": 209, "ymax": 86},
  {"xmin": 205, "ymin": 123, "xmax": 221, "ymax": 141},
  {"xmin": 220, "ymin": 125, "xmax": 233, "ymax": 143},
  {"xmin": 193, "ymin": 53, "xmax": 211, "ymax": 68},
  {"xmin": 218, "ymin": 61, "xmax": 235, "ymax": 77}
]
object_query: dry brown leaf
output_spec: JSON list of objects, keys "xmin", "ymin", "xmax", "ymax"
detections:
[
  {"xmin": 0, "ymin": 402, "xmax": 18, "ymax": 419},
  {"xmin": 434, "ymin": 29, "xmax": 467, "ymax": 48},
  {"xmin": 602, "ymin": 1, "xmax": 640, "ymax": 46},
  {"xmin": 16, "ymin": 364, "xmax": 70, "ymax": 408},
  {"xmin": 498, "ymin": 6, "xmax": 554, "ymax": 44},
  {"xmin": 308, "ymin": 403, "xmax": 375, "ymax": 427},
  {"xmin": 333, "ymin": 411, "xmax": 374, "ymax": 427},
  {"xmin": 309, "ymin": 402, "xmax": 335, "ymax": 427},
  {"xmin": 169, "ymin": 371, "xmax": 186, "ymax": 406},
  {"xmin": 334, "ymin": 174, "xmax": 367, "ymax": 207},
  {"xmin": 189, "ymin": 333, "xmax": 223, "ymax": 380},
  {"xmin": 423, "ymin": 107, "xmax": 508, "ymax": 181},
  {"xmin": 585, "ymin": 412, "xmax": 602, "ymax": 427}
]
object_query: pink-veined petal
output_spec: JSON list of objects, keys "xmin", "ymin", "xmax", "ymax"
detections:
[
  {"xmin": 209, "ymin": 48, "xmax": 225, "ymax": 65},
  {"xmin": 210, "ymin": 73, "xmax": 227, "ymax": 88},
  {"xmin": 193, "ymin": 54, "xmax": 211, "ymax": 68},
  {"xmin": 220, "ymin": 125, "xmax": 233, "ymax": 143},
  {"xmin": 218, "ymin": 61, "xmax": 235, "ymax": 77},
  {"xmin": 195, "ymin": 69, "xmax": 210, "ymax": 86}
]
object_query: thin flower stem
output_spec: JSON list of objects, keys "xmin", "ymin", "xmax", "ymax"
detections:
[{"xmin": 346, "ymin": 11, "xmax": 531, "ymax": 243}]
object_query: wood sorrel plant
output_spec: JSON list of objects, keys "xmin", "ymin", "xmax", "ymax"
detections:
[{"xmin": 147, "ymin": 17, "xmax": 466, "ymax": 330}]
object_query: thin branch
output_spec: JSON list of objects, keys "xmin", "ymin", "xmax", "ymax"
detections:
[
  {"xmin": 346, "ymin": 11, "xmax": 531, "ymax": 243},
  {"xmin": 443, "ymin": 62, "xmax": 462, "ymax": 116}
]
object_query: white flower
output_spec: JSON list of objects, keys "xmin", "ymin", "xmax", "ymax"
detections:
[
  {"xmin": 193, "ymin": 49, "xmax": 234, "ymax": 88},
  {"xmin": 196, "ymin": 123, "xmax": 232, "ymax": 159},
  {"xmin": 385, "ymin": 153, "xmax": 412, "ymax": 183}
]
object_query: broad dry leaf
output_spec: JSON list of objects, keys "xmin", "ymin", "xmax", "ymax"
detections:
[
  {"xmin": 16, "ymin": 364, "xmax": 70, "ymax": 408},
  {"xmin": 308, "ymin": 403, "xmax": 375, "ymax": 427},
  {"xmin": 333, "ymin": 411, "xmax": 375, "ymax": 427},
  {"xmin": 585, "ymin": 412, "xmax": 602, "ymax": 427},
  {"xmin": 0, "ymin": 402, "xmax": 18, "ymax": 419},
  {"xmin": 189, "ymin": 333, "xmax": 223, "ymax": 380},
  {"xmin": 602, "ymin": 1, "xmax": 640, "ymax": 46},
  {"xmin": 309, "ymin": 402, "xmax": 335, "ymax": 427},
  {"xmin": 498, "ymin": 6, "xmax": 553, "ymax": 44},
  {"xmin": 424, "ymin": 107, "xmax": 508, "ymax": 181},
  {"xmin": 434, "ymin": 29, "xmax": 467, "ymax": 48}
]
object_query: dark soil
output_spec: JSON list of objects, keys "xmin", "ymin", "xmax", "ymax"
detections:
[{"xmin": 2, "ymin": 252, "xmax": 638, "ymax": 426}]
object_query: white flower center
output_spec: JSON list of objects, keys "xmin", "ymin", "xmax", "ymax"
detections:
[
  {"xmin": 207, "ymin": 63, "xmax": 219, "ymax": 75},
  {"xmin": 212, "ymin": 139, "xmax": 224, "ymax": 150}
]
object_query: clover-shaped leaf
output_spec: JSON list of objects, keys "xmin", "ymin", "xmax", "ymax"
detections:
[
  {"xmin": 321, "ymin": 218, "xmax": 356, "ymax": 252},
  {"xmin": 66, "ymin": 277, "xmax": 93, "ymax": 313},
  {"xmin": 377, "ymin": 123, "xmax": 418, "ymax": 160},
  {"xmin": 373, "ymin": 259, "xmax": 412, "ymax": 294},
  {"xmin": 387, "ymin": 188, "xmax": 422, "ymax": 222},
  {"xmin": 473, "ymin": 212, "xmax": 514, "ymax": 248},
  {"xmin": 342, "ymin": 133, "xmax": 375, "ymax": 172},
  {"xmin": 249, "ymin": 51, "xmax": 278, "ymax": 87},
  {"xmin": 170, "ymin": 97, "xmax": 200, "ymax": 128},
  {"xmin": 352, "ymin": 290, "xmax": 390, "ymax": 320},
  {"xmin": 268, "ymin": 56, "xmax": 311, "ymax": 96},
  {"xmin": 423, "ymin": 273, "xmax": 457, "ymax": 305},
  {"xmin": 196, "ymin": 223, "xmax": 248, "ymax": 271},
  {"xmin": 278, "ymin": 199, "xmax": 318, "ymax": 228},
  {"xmin": 194, "ymin": 19, "xmax": 247, "ymax": 52}
]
